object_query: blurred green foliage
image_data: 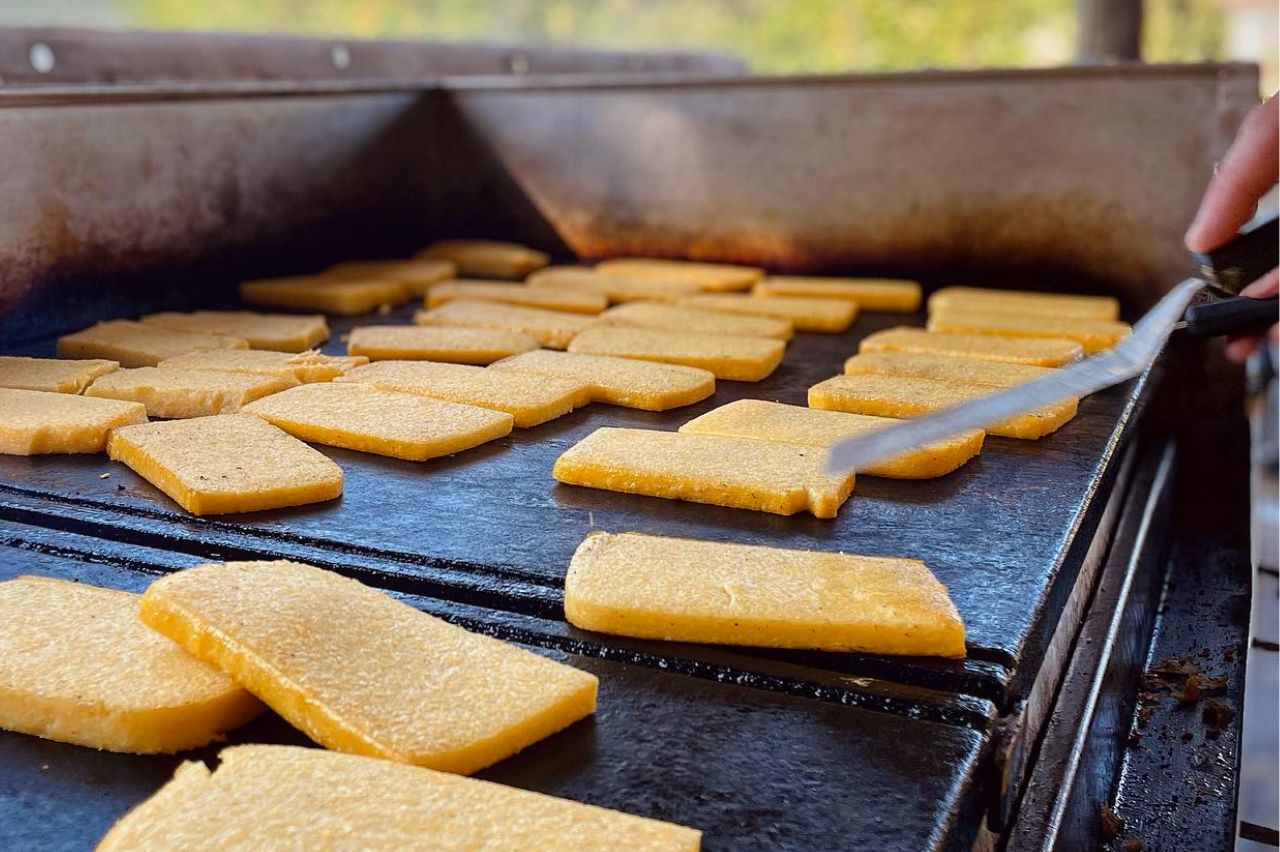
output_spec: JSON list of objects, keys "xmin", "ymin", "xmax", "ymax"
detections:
[{"xmin": 126, "ymin": 0, "xmax": 1229, "ymax": 73}]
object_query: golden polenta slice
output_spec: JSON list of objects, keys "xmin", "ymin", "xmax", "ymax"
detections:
[
  {"xmin": 0, "ymin": 355, "xmax": 119, "ymax": 393},
  {"xmin": 490, "ymin": 350, "xmax": 715, "ymax": 411},
  {"xmin": 860, "ymin": 327, "xmax": 1084, "ymax": 367},
  {"xmin": 843, "ymin": 351, "xmax": 1054, "ymax": 387},
  {"xmin": 0, "ymin": 576, "xmax": 262, "ymax": 754},
  {"xmin": 417, "ymin": 239, "xmax": 550, "ymax": 279},
  {"xmin": 679, "ymin": 399, "xmax": 983, "ymax": 479},
  {"xmin": 809, "ymin": 373, "xmax": 1077, "ymax": 440},
  {"xmin": 753, "ymin": 276, "xmax": 922, "ymax": 312},
  {"xmin": 139, "ymin": 561, "xmax": 600, "ymax": 774},
  {"xmin": 567, "ymin": 326, "xmax": 784, "ymax": 382},
  {"xmin": 928, "ymin": 286, "xmax": 1120, "ymax": 320},
  {"xmin": 596, "ymin": 301, "xmax": 794, "ymax": 341},
  {"xmin": 427, "ymin": 280, "xmax": 608, "ymax": 315},
  {"xmin": 239, "ymin": 275, "xmax": 409, "ymax": 316},
  {"xmin": 554, "ymin": 427, "xmax": 855, "ymax": 518},
  {"xmin": 159, "ymin": 349, "xmax": 367, "ymax": 384},
  {"xmin": 348, "ymin": 324, "xmax": 539, "ymax": 364},
  {"xmin": 527, "ymin": 267, "xmax": 706, "ymax": 303},
  {"xmin": 140, "ymin": 311, "xmax": 329, "ymax": 352},
  {"xmin": 594, "ymin": 258, "xmax": 764, "ymax": 292},
  {"xmin": 58, "ymin": 320, "xmax": 248, "ymax": 368},
  {"xmin": 244, "ymin": 382, "xmax": 512, "ymax": 460},
  {"xmin": 927, "ymin": 308, "xmax": 1131, "ymax": 354},
  {"xmin": 0, "ymin": 388, "xmax": 147, "ymax": 455},
  {"xmin": 678, "ymin": 293, "xmax": 857, "ymax": 333},
  {"xmin": 323, "ymin": 258, "xmax": 456, "ymax": 296},
  {"xmin": 98, "ymin": 745, "xmax": 699, "ymax": 852},
  {"xmin": 565, "ymin": 532, "xmax": 965, "ymax": 658},
  {"xmin": 85, "ymin": 367, "xmax": 295, "ymax": 419},
  {"xmin": 415, "ymin": 299, "xmax": 594, "ymax": 349},
  {"xmin": 107, "ymin": 415, "xmax": 343, "ymax": 515},
  {"xmin": 337, "ymin": 361, "xmax": 591, "ymax": 428}
]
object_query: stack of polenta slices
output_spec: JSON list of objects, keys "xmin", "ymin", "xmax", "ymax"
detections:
[
  {"xmin": 551, "ymin": 283, "xmax": 1130, "ymax": 521},
  {"xmin": 810, "ymin": 284, "xmax": 1129, "ymax": 440}
]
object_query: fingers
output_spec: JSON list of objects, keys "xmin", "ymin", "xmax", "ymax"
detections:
[
  {"xmin": 1240, "ymin": 266, "xmax": 1280, "ymax": 298},
  {"xmin": 1223, "ymin": 269, "xmax": 1279, "ymax": 363},
  {"xmin": 1224, "ymin": 333, "xmax": 1264, "ymax": 363},
  {"xmin": 1186, "ymin": 94, "xmax": 1279, "ymax": 253}
]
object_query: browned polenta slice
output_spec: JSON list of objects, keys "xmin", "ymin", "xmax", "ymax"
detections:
[
  {"xmin": 0, "ymin": 576, "xmax": 261, "ymax": 753},
  {"xmin": 565, "ymin": 531, "xmax": 965, "ymax": 658}
]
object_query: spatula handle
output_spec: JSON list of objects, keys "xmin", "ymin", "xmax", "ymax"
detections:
[
  {"xmin": 1192, "ymin": 215, "xmax": 1278, "ymax": 296},
  {"xmin": 1183, "ymin": 296, "xmax": 1278, "ymax": 338}
]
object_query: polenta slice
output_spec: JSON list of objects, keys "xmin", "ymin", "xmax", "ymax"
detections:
[
  {"xmin": 928, "ymin": 286, "xmax": 1120, "ymax": 320},
  {"xmin": 809, "ymin": 373, "xmax": 1077, "ymax": 439},
  {"xmin": 107, "ymin": 415, "xmax": 343, "ymax": 515},
  {"xmin": 679, "ymin": 293, "xmax": 857, "ymax": 333},
  {"xmin": 0, "ymin": 576, "xmax": 262, "ymax": 753},
  {"xmin": 348, "ymin": 324, "xmax": 539, "ymax": 363},
  {"xmin": 427, "ymin": 280, "xmax": 607, "ymax": 315},
  {"xmin": 140, "ymin": 311, "xmax": 329, "ymax": 352},
  {"xmin": 527, "ymin": 267, "xmax": 705, "ymax": 303},
  {"xmin": 753, "ymin": 276, "xmax": 922, "ymax": 312},
  {"xmin": 490, "ymin": 350, "xmax": 715, "ymax": 411},
  {"xmin": 417, "ymin": 239, "xmax": 549, "ymax": 279},
  {"xmin": 0, "ymin": 388, "xmax": 147, "ymax": 455},
  {"xmin": 324, "ymin": 258, "xmax": 456, "ymax": 296},
  {"xmin": 565, "ymin": 532, "xmax": 965, "ymax": 658},
  {"xmin": 0, "ymin": 355, "xmax": 119, "ymax": 393},
  {"xmin": 337, "ymin": 361, "xmax": 591, "ymax": 428},
  {"xmin": 58, "ymin": 320, "xmax": 248, "ymax": 368},
  {"xmin": 243, "ymin": 382, "xmax": 512, "ymax": 460},
  {"xmin": 85, "ymin": 367, "xmax": 295, "ymax": 419},
  {"xmin": 679, "ymin": 399, "xmax": 983, "ymax": 479},
  {"xmin": 927, "ymin": 308, "xmax": 1131, "ymax": 353},
  {"xmin": 596, "ymin": 301, "xmax": 794, "ymax": 340},
  {"xmin": 567, "ymin": 326, "xmax": 784, "ymax": 382},
  {"xmin": 553, "ymin": 427, "xmax": 854, "ymax": 518},
  {"xmin": 98, "ymin": 745, "xmax": 699, "ymax": 851},
  {"xmin": 415, "ymin": 300, "xmax": 593, "ymax": 349},
  {"xmin": 594, "ymin": 258, "xmax": 763, "ymax": 292},
  {"xmin": 860, "ymin": 327, "xmax": 1084, "ymax": 366},
  {"xmin": 139, "ymin": 561, "xmax": 599, "ymax": 775},
  {"xmin": 239, "ymin": 276, "xmax": 408, "ymax": 315},
  {"xmin": 159, "ymin": 349, "xmax": 368, "ymax": 384},
  {"xmin": 843, "ymin": 351, "xmax": 1054, "ymax": 387}
]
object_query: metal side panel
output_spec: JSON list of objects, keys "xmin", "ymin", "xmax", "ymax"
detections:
[
  {"xmin": 444, "ymin": 63, "xmax": 1259, "ymax": 304},
  {"xmin": 0, "ymin": 27, "xmax": 746, "ymax": 86},
  {"xmin": 0, "ymin": 526, "xmax": 989, "ymax": 852},
  {"xmin": 0, "ymin": 86, "xmax": 446, "ymax": 343}
]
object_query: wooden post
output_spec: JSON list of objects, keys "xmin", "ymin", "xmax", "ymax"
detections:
[{"xmin": 1078, "ymin": 0, "xmax": 1144, "ymax": 62}]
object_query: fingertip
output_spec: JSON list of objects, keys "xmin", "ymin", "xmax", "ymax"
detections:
[
  {"xmin": 1224, "ymin": 334, "xmax": 1262, "ymax": 363},
  {"xmin": 1240, "ymin": 268, "xmax": 1280, "ymax": 298}
]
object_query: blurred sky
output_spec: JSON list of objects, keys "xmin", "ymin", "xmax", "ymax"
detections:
[{"xmin": 1, "ymin": 0, "xmax": 1275, "ymax": 90}]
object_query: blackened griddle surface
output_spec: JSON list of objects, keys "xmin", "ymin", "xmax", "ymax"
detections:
[
  {"xmin": 0, "ymin": 529, "xmax": 988, "ymax": 852},
  {"xmin": 0, "ymin": 300, "xmax": 1145, "ymax": 707}
]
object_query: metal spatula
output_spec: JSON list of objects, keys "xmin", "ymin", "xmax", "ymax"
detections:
[{"xmin": 824, "ymin": 217, "xmax": 1279, "ymax": 476}]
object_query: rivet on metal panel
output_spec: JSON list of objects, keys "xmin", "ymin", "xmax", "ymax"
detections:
[
  {"xmin": 28, "ymin": 43, "xmax": 55, "ymax": 74},
  {"xmin": 507, "ymin": 52, "xmax": 529, "ymax": 74},
  {"xmin": 330, "ymin": 43, "xmax": 351, "ymax": 71}
]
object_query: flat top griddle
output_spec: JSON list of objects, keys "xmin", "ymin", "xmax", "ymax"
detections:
[
  {"xmin": 0, "ymin": 293, "xmax": 1147, "ymax": 714},
  {"xmin": 0, "ymin": 526, "xmax": 988, "ymax": 852}
]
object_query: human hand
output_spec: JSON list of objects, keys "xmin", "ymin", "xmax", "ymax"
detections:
[{"xmin": 1185, "ymin": 94, "xmax": 1279, "ymax": 363}]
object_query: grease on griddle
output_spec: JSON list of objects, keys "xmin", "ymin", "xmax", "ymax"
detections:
[{"xmin": 1100, "ymin": 803, "xmax": 1126, "ymax": 839}]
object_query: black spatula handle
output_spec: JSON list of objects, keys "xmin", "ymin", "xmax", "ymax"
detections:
[
  {"xmin": 1192, "ymin": 215, "xmax": 1278, "ymax": 296},
  {"xmin": 1183, "ymin": 295, "xmax": 1278, "ymax": 338}
]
